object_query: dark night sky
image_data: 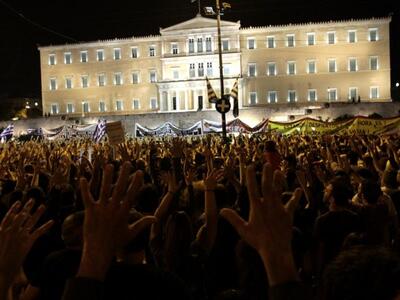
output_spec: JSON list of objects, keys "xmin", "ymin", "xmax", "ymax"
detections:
[{"xmin": 0, "ymin": 0, "xmax": 399, "ymax": 98}]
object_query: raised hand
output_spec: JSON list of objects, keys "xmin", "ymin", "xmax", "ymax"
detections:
[
  {"xmin": 204, "ymin": 168, "xmax": 224, "ymax": 191},
  {"xmin": 220, "ymin": 164, "xmax": 302, "ymax": 286},
  {"xmin": 78, "ymin": 162, "xmax": 156, "ymax": 281},
  {"xmin": 0, "ymin": 200, "xmax": 53, "ymax": 297}
]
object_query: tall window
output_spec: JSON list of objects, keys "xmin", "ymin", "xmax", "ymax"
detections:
[
  {"xmin": 80, "ymin": 51, "xmax": 88, "ymax": 63},
  {"xmin": 67, "ymin": 103, "xmax": 74, "ymax": 114},
  {"xmin": 132, "ymin": 72, "xmax": 140, "ymax": 84},
  {"xmin": 49, "ymin": 78, "xmax": 57, "ymax": 91},
  {"xmin": 114, "ymin": 48, "xmax": 121, "ymax": 60},
  {"xmin": 171, "ymin": 43, "xmax": 178, "ymax": 55},
  {"xmin": 247, "ymin": 38, "xmax": 255, "ymax": 49},
  {"xmin": 267, "ymin": 36, "xmax": 275, "ymax": 48},
  {"xmin": 173, "ymin": 70, "xmax": 179, "ymax": 79},
  {"xmin": 81, "ymin": 75, "xmax": 89, "ymax": 88},
  {"xmin": 207, "ymin": 62, "xmax": 213, "ymax": 76},
  {"xmin": 327, "ymin": 32, "xmax": 336, "ymax": 44},
  {"xmin": 48, "ymin": 54, "xmax": 56, "ymax": 65},
  {"xmin": 370, "ymin": 87, "xmax": 379, "ymax": 99},
  {"xmin": 149, "ymin": 70, "xmax": 156, "ymax": 83},
  {"xmin": 188, "ymin": 38, "xmax": 195, "ymax": 53},
  {"xmin": 369, "ymin": 28, "xmax": 378, "ymax": 42},
  {"xmin": 308, "ymin": 89, "xmax": 317, "ymax": 101},
  {"xmin": 267, "ymin": 62, "xmax": 276, "ymax": 76},
  {"xmin": 114, "ymin": 73, "xmax": 122, "ymax": 86},
  {"xmin": 197, "ymin": 38, "xmax": 203, "ymax": 53},
  {"xmin": 222, "ymin": 40, "xmax": 229, "ymax": 51},
  {"xmin": 116, "ymin": 100, "xmax": 123, "ymax": 111},
  {"xmin": 82, "ymin": 102, "xmax": 90, "ymax": 113},
  {"xmin": 65, "ymin": 77, "xmax": 73, "ymax": 89},
  {"xmin": 172, "ymin": 96, "xmax": 177, "ymax": 110},
  {"xmin": 150, "ymin": 98, "xmax": 158, "ymax": 109},
  {"xmin": 349, "ymin": 87, "xmax": 358, "ymax": 101},
  {"xmin": 328, "ymin": 88, "xmax": 337, "ymax": 101},
  {"xmin": 99, "ymin": 101, "xmax": 106, "ymax": 112},
  {"xmin": 288, "ymin": 90, "xmax": 297, "ymax": 102},
  {"xmin": 198, "ymin": 63, "xmax": 204, "ymax": 77},
  {"xmin": 287, "ymin": 61, "xmax": 296, "ymax": 75},
  {"xmin": 51, "ymin": 104, "xmax": 59, "ymax": 114},
  {"xmin": 248, "ymin": 63, "xmax": 256, "ymax": 77},
  {"xmin": 206, "ymin": 37, "xmax": 212, "ymax": 52},
  {"xmin": 307, "ymin": 33, "xmax": 315, "ymax": 46},
  {"xmin": 268, "ymin": 91, "xmax": 277, "ymax": 103},
  {"xmin": 348, "ymin": 30, "xmax": 357, "ymax": 43},
  {"xmin": 348, "ymin": 58, "xmax": 358, "ymax": 72},
  {"xmin": 286, "ymin": 34, "xmax": 295, "ymax": 47},
  {"xmin": 97, "ymin": 49, "xmax": 104, "ymax": 61},
  {"xmin": 149, "ymin": 46, "xmax": 156, "ymax": 57},
  {"xmin": 64, "ymin": 52, "xmax": 72, "ymax": 64},
  {"xmin": 307, "ymin": 60, "xmax": 316, "ymax": 74},
  {"xmin": 328, "ymin": 59, "xmax": 337, "ymax": 73},
  {"xmin": 189, "ymin": 64, "xmax": 196, "ymax": 78},
  {"xmin": 249, "ymin": 92, "xmax": 257, "ymax": 105},
  {"xmin": 131, "ymin": 47, "xmax": 139, "ymax": 58},
  {"xmin": 370, "ymin": 56, "xmax": 379, "ymax": 70},
  {"xmin": 98, "ymin": 74, "xmax": 106, "ymax": 87},
  {"xmin": 132, "ymin": 99, "xmax": 140, "ymax": 110}
]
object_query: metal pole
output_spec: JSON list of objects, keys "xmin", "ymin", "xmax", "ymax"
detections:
[{"xmin": 216, "ymin": 0, "xmax": 227, "ymax": 139}]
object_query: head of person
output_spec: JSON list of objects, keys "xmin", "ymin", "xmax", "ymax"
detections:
[
  {"xmin": 360, "ymin": 179, "xmax": 382, "ymax": 205},
  {"xmin": 324, "ymin": 177, "xmax": 352, "ymax": 210}
]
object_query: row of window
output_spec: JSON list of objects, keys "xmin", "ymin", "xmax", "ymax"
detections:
[
  {"xmin": 48, "ymin": 46, "xmax": 156, "ymax": 65},
  {"xmin": 47, "ymin": 28, "xmax": 381, "ymax": 65},
  {"xmin": 248, "ymin": 87, "xmax": 380, "ymax": 104},
  {"xmin": 48, "ymin": 36, "xmax": 227, "ymax": 66},
  {"xmin": 50, "ymin": 98, "xmax": 159, "ymax": 114},
  {"xmin": 247, "ymin": 56, "xmax": 379, "ymax": 76},
  {"xmin": 246, "ymin": 28, "xmax": 379, "ymax": 49},
  {"xmin": 49, "ymin": 71, "xmax": 157, "ymax": 90}
]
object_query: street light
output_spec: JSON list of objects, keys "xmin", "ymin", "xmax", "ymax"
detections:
[{"xmin": 205, "ymin": 0, "xmax": 231, "ymax": 139}]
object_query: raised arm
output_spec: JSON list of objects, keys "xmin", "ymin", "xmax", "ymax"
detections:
[
  {"xmin": 221, "ymin": 164, "xmax": 302, "ymax": 287},
  {"xmin": 196, "ymin": 169, "xmax": 224, "ymax": 253},
  {"xmin": 0, "ymin": 200, "xmax": 53, "ymax": 300}
]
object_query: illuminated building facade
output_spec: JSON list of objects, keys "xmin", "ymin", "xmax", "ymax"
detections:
[{"xmin": 38, "ymin": 15, "xmax": 391, "ymax": 116}]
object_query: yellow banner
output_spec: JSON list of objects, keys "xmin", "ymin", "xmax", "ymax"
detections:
[{"xmin": 266, "ymin": 116, "xmax": 400, "ymax": 135}]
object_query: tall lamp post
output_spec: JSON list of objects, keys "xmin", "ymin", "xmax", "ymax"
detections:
[
  {"xmin": 215, "ymin": 0, "xmax": 227, "ymax": 139},
  {"xmin": 205, "ymin": 1, "xmax": 231, "ymax": 139}
]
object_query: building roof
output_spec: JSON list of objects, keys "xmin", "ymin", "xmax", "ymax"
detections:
[{"xmin": 38, "ymin": 15, "xmax": 391, "ymax": 51}]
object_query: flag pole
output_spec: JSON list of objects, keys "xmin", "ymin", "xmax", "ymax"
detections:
[{"xmin": 216, "ymin": 0, "xmax": 227, "ymax": 140}]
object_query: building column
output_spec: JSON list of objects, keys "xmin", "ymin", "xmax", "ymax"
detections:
[
  {"xmin": 193, "ymin": 90, "xmax": 198, "ymax": 111},
  {"xmin": 159, "ymin": 90, "xmax": 164, "ymax": 111},
  {"xmin": 176, "ymin": 90, "xmax": 180, "ymax": 111},
  {"xmin": 185, "ymin": 90, "xmax": 189, "ymax": 111},
  {"xmin": 239, "ymin": 80, "xmax": 245, "ymax": 108},
  {"xmin": 202, "ymin": 89, "xmax": 209, "ymax": 109},
  {"xmin": 167, "ymin": 91, "xmax": 172, "ymax": 111}
]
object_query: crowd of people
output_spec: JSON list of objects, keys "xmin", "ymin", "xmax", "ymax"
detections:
[{"xmin": 0, "ymin": 133, "xmax": 400, "ymax": 300}]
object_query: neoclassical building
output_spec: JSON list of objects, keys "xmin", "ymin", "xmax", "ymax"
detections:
[{"xmin": 38, "ymin": 15, "xmax": 391, "ymax": 116}]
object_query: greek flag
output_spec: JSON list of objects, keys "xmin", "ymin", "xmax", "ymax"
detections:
[
  {"xmin": 0, "ymin": 124, "xmax": 14, "ymax": 138},
  {"xmin": 206, "ymin": 77, "xmax": 218, "ymax": 104},
  {"xmin": 93, "ymin": 120, "xmax": 106, "ymax": 142}
]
